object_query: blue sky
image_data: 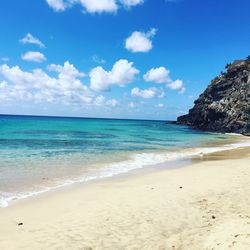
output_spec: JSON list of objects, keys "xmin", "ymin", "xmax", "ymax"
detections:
[{"xmin": 0, "ymin": 0, "xmax": 249, "ymax": 120}]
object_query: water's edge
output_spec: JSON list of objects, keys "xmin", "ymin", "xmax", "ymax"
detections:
[{"xmin": 1, "ymin": 134, "xmax": 249, "ymax": 208}]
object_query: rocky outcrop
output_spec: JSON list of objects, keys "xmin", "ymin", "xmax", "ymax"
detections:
[{"xmin": 177, "ymin": 57, "xmax": 250, "ymax": 135}]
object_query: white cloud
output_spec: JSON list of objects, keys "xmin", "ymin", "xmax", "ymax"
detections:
[
  {"xmin": 144, "ymin": 66, "xmax": 185, "ymax": 93},
  {"xmin": 121, "ymin": 0, "xmax": 144, "ymax": 7},
  {"xmin": 179, "ymin": 86, "xmax": 186, "ymax": 94},
  {"xmin": 0, "ymin": 62, "xmax": 92, "ymax": 105},
  {"xmin": 89, "ymin": 59, "xmax": 139, "ymax": 91},
  {"xmin": 0, "ymin": 62, "xmax": 122, "ymax": 109},
  {"xmin": 48, "ymin": 61, "xmax": 86, "ymax": 78},
  {"xmin": 46, "ymin": 0, "xmax": 143, "ymax": 13},
  {"xmin": 94, "ymin": 95, "xmax": 119, "ymax": 107},
  {"xmin": 131, "ymin": 87, "xmax": 164, "ymax": 99},
  {"xmin": 21, "ymin": 51, "xmax": 47, "ymax": 63},
  {"xmin": 0, "ymin": 81, "xmax": 7, "ymax": 89},
  {"xmin": 46, "ymin": 0, "xmax": 67, "ymax": 11},
  {"xmin": 158, "ymin": 91, "xmax": 165, "ymax": 98},
  {"xmin": 156, "ymin": 103, "xmax": 164, "ymax": 108},
  {"xmin": 168, "ymin": 79, "xmax": 183, "ymax": 90},
  {"xmin": 94, "ymin": 95, "xmax": 106, "ymax": 106},
  {"xmin": 79, "ymin": 0, "xmax": 117, "ymax": 13},
  {"xmin": 91, "ymin": 54, "xmax": 106, "ymax": 64},
  {"xmin": 125, "ymin": 28, "xmax": 157, "ymax": 53},
  {"xmin": 20, "ymin": 33, "xmax": 45, "ymax": 48},
  {"xmin": 167, "ymin": 79, "xmax": 186, "ymax": 93},
  {"xmin": 106, "ymin": 98, "xmax": 119, "ymax": 107},
  {"xmin": 128, "ymin": 101, "xmax": 135, "ymax": 108},
  {"xmin": 144, "ymin": 67, "xmax": 170, "ymax": 84}
]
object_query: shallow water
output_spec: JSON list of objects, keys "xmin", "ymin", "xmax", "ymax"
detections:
[{"xmin": 0, "ymin": 114, "xmax": 247, "ymax": 207}]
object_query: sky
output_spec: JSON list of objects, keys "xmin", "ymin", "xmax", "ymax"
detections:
[{"xmin": 0, "ymin": 0, "xmax": 250, "ymax": 120}]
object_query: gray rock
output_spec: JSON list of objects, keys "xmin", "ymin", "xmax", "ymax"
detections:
[{"xmin": 177, "ymin": 57, "xmax": 250, "ymax": 135}]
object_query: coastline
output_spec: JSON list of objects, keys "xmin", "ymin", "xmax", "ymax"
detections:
[
  {"xmin": 1, "ymin": 133, "xmax": 249, "ymax": 209},
  {"xmin": 0, "ymin": 144, "xmax": 250, "ymax": 249},
  {"xmin": 1, "ymin": 1, "xmax": 250, "ymax": 249}
]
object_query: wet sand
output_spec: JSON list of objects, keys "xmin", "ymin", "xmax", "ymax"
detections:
[{"xmin": 0, "ymin": 147, "xmax": 250, "ymax": 249}]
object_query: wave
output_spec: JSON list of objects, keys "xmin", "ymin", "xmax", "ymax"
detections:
[{"xmin": 1, "ymin": 138, "xmax": 250, "ymax": 208}]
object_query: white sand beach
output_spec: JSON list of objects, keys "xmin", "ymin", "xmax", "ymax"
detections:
[{"xmin": 0, "ymin": 148, "xmax": 250, "ymax": 250}]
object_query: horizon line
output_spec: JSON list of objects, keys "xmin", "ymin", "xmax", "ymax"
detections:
[{"xmin": 0, "ymin": 113, "xmax": 174, "ymax": 122}]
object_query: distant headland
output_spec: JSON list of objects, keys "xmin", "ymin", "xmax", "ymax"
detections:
[{"xmin": 177, "ymin": 56, "xmax": 250, "ymax": 135}]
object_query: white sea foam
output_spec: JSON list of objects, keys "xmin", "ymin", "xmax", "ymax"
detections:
[
  {"xmin": 225, "ymin": 132, "xmax": 243, "ymax": 136},
  {"xmin": 1, "ymin": 138, "xmax": 250, "ymax": 208}
]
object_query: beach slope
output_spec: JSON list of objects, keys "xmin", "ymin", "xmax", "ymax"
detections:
[{"xmin": 0, "ymin": 149, "xmax": 250, "ymax": 250}]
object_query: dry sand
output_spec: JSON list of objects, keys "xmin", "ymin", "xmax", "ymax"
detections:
[{"xmin": 0, "ymin": 148, "xmax": 250, "ymax": 250}]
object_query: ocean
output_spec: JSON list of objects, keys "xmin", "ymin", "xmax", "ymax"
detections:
[{"xmin": 0, "ymin": 114, "xmax": 248, "ymax": 207}]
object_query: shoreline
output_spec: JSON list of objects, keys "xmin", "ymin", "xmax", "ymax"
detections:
[
  {"xmin": 1, "ymin": 134, "xmax": 250, "ymax": 209},
  {"xmin": 0, "ymin": 144, "xmax": 250, "ymax": 249}
]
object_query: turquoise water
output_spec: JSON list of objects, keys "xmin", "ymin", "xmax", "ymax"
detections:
[{"xmin": 0, "ymin": 115, "xmax": 243, "ymax": 207}]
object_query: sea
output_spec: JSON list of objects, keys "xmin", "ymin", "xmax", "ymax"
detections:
[{"xmin": 0, "ymin": 114, "xmax": 249, "ymax": 207}]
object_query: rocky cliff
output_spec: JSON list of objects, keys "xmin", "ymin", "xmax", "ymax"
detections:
[{"xmin": 177, "ymin": 57, "xmax": 250, "ymax": 135}]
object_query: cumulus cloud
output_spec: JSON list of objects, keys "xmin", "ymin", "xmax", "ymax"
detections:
[
  {"xmin": 20, "ymin": 33, "xmax": 45, "ymax": 48},
  {"xmin": 46, "ymin": 0, "xmax": 143, "ymax": 13},
  {"xmin": 21, "ymin": 51, "xmax": 47, "ymax": 63},
  {"xmin": 46, "ymin": 0, "xmax": 67, "ymax": 11},
  {"xmin": 168, "ymin": 80, "xmax": 185, "ymax": 93},
  {"xmin": 48, "ymin": 61, "xmax": 86, "ymax": 78},
  {"xmin": 168, "ymin": 79, "xmax": 184, "ymax": 90},
  {"xmin": 0, "ymin": 62, "xmax": 92, "ymax": 105},
  {"xmin": 128, "ymin": 101, "xmax": 135, "ymax": 108},
  {"xmin": 178, "ymin": 86, "xmax": 186, "ymax": 94},
  {"xmin": 94, "ymin": 95, "xmax": 119, "ymax": 107},
  {"xmin": 131, "ymin": 87, "xmax": 164, "ymax": 99},
  {"xmin": 121, "ymin": 0, "xmax": 144, "ymax": 7},
  {"xmin": 144, "ymin": 67, "xmax": 170, "ymax": 84},
  {"xmin": 106, "ymin": 98, "xmax": 119, "ymax": 107},
  {"xmin": 156, "ymin": 103, "xmax": 164, "ymax": 108},
  {"xmin": 91, "ymin": 54, "xmax": 106, "ymax": 64},
  {"xmin": 0, "ymin": 81, "xmax": 7, "ymax": 89},
  {"xmin": 144, "ymin": 66, "xmax": 185, "ymax": 93},
  {"xmin": 89, "ymin": 59, "xmax": 139, "ymax": 91},
  {"xmin": 0, "ymin": 62, "xmax": 123, "ymax": 109},
  {"xmin": 125, "ymin": 28, "xmax": 157, "ymax": 53},
  {"xmin": 78, "ymin": 0, "xmax": 118, "ymax": 13}
]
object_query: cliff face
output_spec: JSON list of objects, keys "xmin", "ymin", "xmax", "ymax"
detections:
[{"xmin": 177, "ymin": 58, "xmax": 250, "ymax": 135}]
